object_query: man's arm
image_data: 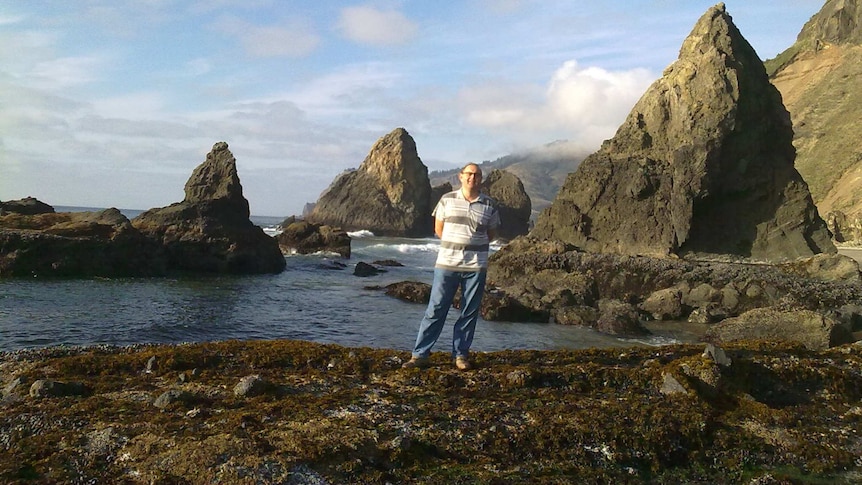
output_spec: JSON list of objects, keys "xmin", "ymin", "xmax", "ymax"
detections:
[{"xmin": 435, "ymin": 218, "xmax": 445, "ymax": 239}]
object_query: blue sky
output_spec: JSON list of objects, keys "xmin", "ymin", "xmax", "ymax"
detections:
[{"xmin": 1, "ymin": 1, "xmax": 823, "ymax": 217}]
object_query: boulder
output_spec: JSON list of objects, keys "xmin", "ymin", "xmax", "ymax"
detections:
[
  {"xmin": 0, "ymin": 197, "xmax": 55, "ymax": 215},
  {"xmin": 132, "ymin": 142, "xmax": 285, "ymax": 274},
  {"xmin": 531, "ymin": 4, "xmax": 834, "ymax": 262},
  {"xmin": 307, "ymin": 128, "xmax": 433, "ymax": 237},
  {"xmin": 276, "ymin": 220, "xmax": 350, "ymax": 258},
  {"xmin": 703, "ymin": 307, "xmax": 854, "ymax": 350},
  {"xmin": 383, "ymin": 281, "xmax": 431, "ymax": 304},
  {"xmin": 481, "ymin": 169, "xmax": 531, "ymax": 240},
  {"xmin": 596, "ymin": 299, "xmax": 650, "ymax": 336},
  {"xmin": 0, "ymin": 208, "xmax": 167, "ymax": 277}
]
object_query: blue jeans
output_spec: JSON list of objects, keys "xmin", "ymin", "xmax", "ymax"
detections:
[{"xmin": 411, "ymin": 268, "xmax": 487, "ymax": 359}]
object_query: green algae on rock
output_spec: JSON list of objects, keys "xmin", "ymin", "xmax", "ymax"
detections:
[{"xmin": 1, "ymin": 339, "xmax": 861, "ymax": 484}]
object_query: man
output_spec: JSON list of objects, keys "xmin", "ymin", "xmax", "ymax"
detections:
[{"xmin": 403, "ymin": 163, "xmax": 500, "ymax": 370}]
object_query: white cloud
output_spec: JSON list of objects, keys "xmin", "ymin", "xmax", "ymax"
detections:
[
  {"xmin": 337, "ymin": 6, "xmax": 417, "ymax": 47},
  {"xmin": 28, "ymin": 55, "xmax": 108, "ymax": 91},
  {"xmin": 215, "ymin": 16, "xmax": 320, "ymax": 58},
  {"xmin": 456, "ymin": 59, "xmax": 655, "ymax": 150},
  {"xmin": 546, "ymin": 60, "xmax": 653, "ymax": 127}
]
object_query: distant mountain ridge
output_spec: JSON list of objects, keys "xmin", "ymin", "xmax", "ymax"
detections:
[{"xmin": 429, "ymin": 140, "xmax": 590, "ymax": 220}]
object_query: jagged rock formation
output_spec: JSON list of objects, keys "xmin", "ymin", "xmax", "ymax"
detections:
[
  {"xmin": 307, "ymin": 128, "xmax": 433, "ymax": 237},
  {"xmin": 0, "ymin": 207, "xmax": 166, "ymax": 277},
  {"xmin": 132, "ymin": 142, "xmax": 285, "ymax": 274},
  {"xmin": 276, "ymin": 219, "xmax": 351, "ymax": 258},
  {"xmin": 481, "ymin": 170, "xmax": 531, "ymax": 240},
  {"xmin": 767, "ymin": 0, "xmax": 862, "ymax": 241},
  {"xmin": 531, "ymin": 3, "xmax": 834, "ymax": 262}
]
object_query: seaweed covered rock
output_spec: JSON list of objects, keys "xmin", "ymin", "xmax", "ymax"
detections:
[
  {"xmin": 531, "ymin": 3, "xmax": 834, "ymax": 262},
  {"xmin": 307, "ymin": 128, "xmax": 433, "ymax": 237},
  {"xmin": 1, "ymin": 340, "xmax": 861, "ymax": 483},
  {"xmin": 132, "ymin": 142, "xmax": 285, "ymax": 274}
]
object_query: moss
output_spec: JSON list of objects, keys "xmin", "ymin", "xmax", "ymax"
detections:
[{"xmin": 2, "ymin": 340, "xmax": 861, "ymax": 483}]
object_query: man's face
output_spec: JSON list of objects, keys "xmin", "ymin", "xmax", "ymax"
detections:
[{"xmin": 459, "ymin": 166, "xmax": 482, "ymax": 188}]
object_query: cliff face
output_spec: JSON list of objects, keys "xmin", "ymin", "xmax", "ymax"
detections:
[
  {"xmin": 307, "ymin": 128, "xmax": 433, "ymax": 237},
  {"xmin": 531, "ymin": 3, "xmax": 834, "ymax": 262},
  {"xmin": 767, "ymin": 0, "xmax": 862, "ymax": 237}
]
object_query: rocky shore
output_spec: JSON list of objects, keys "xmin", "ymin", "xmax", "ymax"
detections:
[{"xmin": 2, "ymin": 339, "xmax": 861, "ymax": 484}]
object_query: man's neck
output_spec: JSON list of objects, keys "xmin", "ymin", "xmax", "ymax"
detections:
[{"xmin": 461, "ymin": 187, "xmax": 480, "ymax": 202}]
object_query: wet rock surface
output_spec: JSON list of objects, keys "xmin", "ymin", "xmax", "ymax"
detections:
[{"xmin": 1, "ymin": 339, "xmax": 861, "ymax": 483}]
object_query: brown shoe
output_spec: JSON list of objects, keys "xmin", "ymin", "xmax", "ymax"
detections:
[
  {"xmin": 402, "ymin": 356, "xmax": 430, "ymax": 369},
  {"xmin": 455, "ymin": 356, "xmax": 472, "ymax": 371}
]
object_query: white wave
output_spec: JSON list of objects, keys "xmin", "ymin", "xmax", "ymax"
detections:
[
  {"xmin": 364, "ymin": 242, "xmax": 439, "ymax": 254},
  {"xmin": 348, "ymin": 230, "xmax": 375, "ymax": 238},
  {"xmin": 262, "ymin": 227, "xmax": 282, "ymax": 237}
]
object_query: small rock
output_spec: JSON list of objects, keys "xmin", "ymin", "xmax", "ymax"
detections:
[
  {"xmin": 153, "ymin": 389, "xmax": 195, "ymax": 409},
  {"xmin": 506, "ymin": 369, "xmax": 533, "ymax": 387},
  {"xmin": 703, "ymin": 344, "xmax": 732, "ymax": 367},
  {"xmin": 234, "ymin": 374, "xmax": 270, "ymax": 398},
  {"xmin": 659, "ymin": 373, "xmax": 688, "ymax": 395},
  {"xmin": 30, "ymin": 379, "xmax": 87, "ymax": 398},
  {"xmin": 3, "ymin": 376, "xmax": 27, "ymax": 397},
  {"xmin": 145, "ymin": 356, "xmax": 158, "ymax": 374},
  {"xmin": 354, "ymin": 261, "xmax": 384, "ymax": 277}
]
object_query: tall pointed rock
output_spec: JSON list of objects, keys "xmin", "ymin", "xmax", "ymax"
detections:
[
  {"xmin": 307, "ymin": 128, "xmax": 433, "ymax": 237},
  {"xmin": 532, "ymin": 3, "xmax": 834, "ymax": 262},
  {"xmin": 132, "ymin": 142, "xmax": 286, "ymax": 274}
]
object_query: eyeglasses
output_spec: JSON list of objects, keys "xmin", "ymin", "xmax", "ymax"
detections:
[{"xmin": 461, "ymin": 172, "xmax": 481, "ymax": 178}]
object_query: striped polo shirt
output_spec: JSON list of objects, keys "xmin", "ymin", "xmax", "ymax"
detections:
[{"xmin": 433, "ymin": 190, "xmax": 501, "ymax": 271}]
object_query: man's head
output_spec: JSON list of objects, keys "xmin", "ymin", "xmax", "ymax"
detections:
[{"xmin": 459, "ymin": 163, "xmax": 482, "ymax": 192}]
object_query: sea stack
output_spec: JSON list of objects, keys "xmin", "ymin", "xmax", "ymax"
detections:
[
  {"xmin": 531, "ymin": 3, "xmax": 835, "ymax": 262},
  {"xmin": 132, "ymin": 142, "xmax": 286, "ymax": 274},
  {"xmin": 307, "ymin": 128, "xmax": 433, "ymax": 237}
]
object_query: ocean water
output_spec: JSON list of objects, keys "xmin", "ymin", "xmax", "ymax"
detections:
[{"xmin": 0, "ymin": 207, "xmax": 694, "ymax": 353}]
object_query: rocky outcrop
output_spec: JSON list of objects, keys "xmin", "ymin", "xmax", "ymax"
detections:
[
  {"xmin": 481, "ymin": 170, "xmax": 531, "ymax": 240},
  {"xmin": 486, "ymin": 236, "xmax": 862, "ymax": 339},
  {"xmin": 276, "ymin": 219, "xmax": 350, "ymax": 258},
  {"xmin": 827, "ymin": 210, "xmax": 862, "ymax": 243},
  {"xmin": 0, "ymin": 208, "xmax": 167, "ymax": 277},
  {"xmin": 767, "ymin": 0, "xmax": 862, "ymax": 238},
  {"xmin": 132, "ymin": 142, "xmax": 285, "ymax": 274},
  {"xmin": 0, "ymin": 197, "xmax": 55, "ymax": 215},
  {"xmin": 307, "ymin": 128, "xmax": 433, "ymax": 237},
  {"xmin": 532, "ymin": 3, "xmax": 834, "ymax": 262}
]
